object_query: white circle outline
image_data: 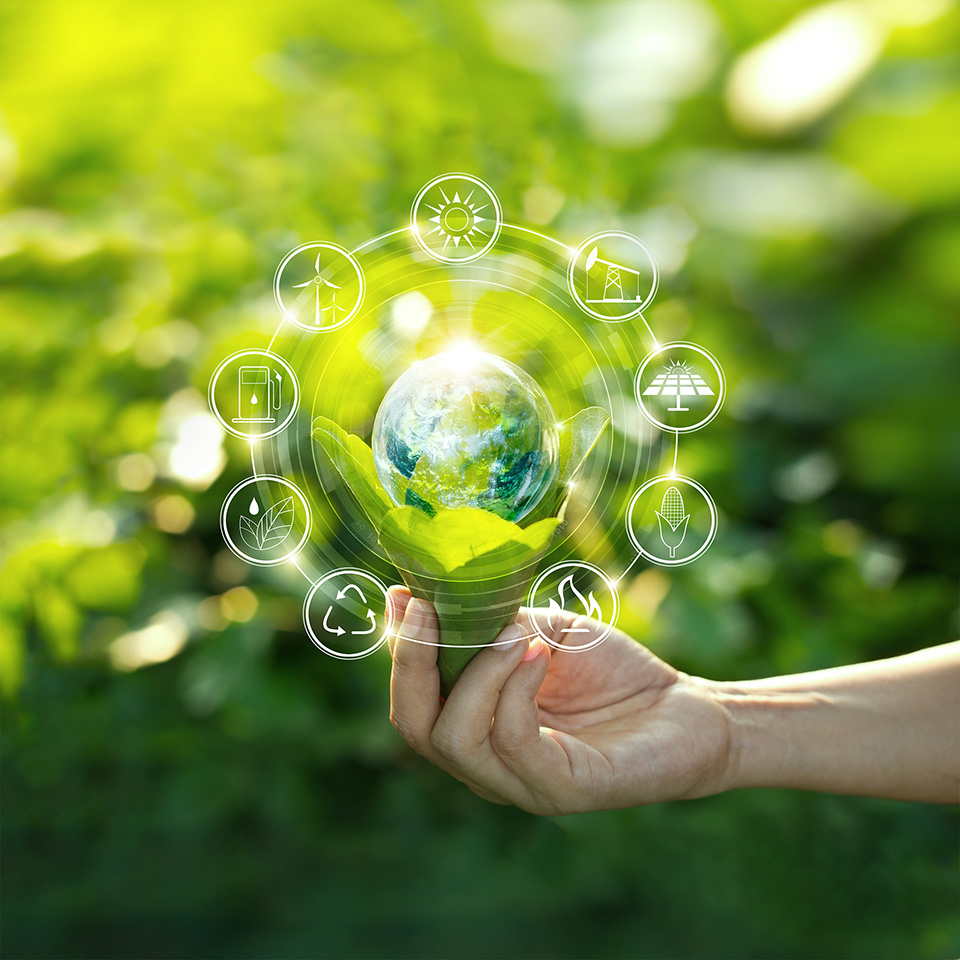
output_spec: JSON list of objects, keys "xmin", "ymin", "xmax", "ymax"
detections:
[
  {"xmin": 220, "ymin": 475, "xmax": 312, "ymax": 566},
  {"xmin": 208, "ymin": 349, "xmax": 301, "ymax": 440},
  {"xmin": 273, "ymin": 241, "xmax": 365, "ymax": 332},
  {"xmin": 626, "ymin": 474, "xmax": 718, "ymax": 567},
  {"xmin": 526, "ymin": 561, "xmax": 620, "ymax": 652},
  {"xmin": 634, "ymin": 341, "xmax": 725, "ymax": 434},
  {"xmin": 303, "ymin": 568, "xmax": 394, "ymax": 660},
  {"xmin": 567, "ymin": 230, "xmax": 660, "ymax": 322},
  {"xmin": 410, "ymin": 173, "xmax": 503, "ymax": 264}
]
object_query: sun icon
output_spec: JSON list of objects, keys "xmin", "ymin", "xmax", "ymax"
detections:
[
  {"xmin": 425, "ymin": 188, "xmax": 489, "ymax": 252},
  {"xmin": 412, "ymin": 174, "xmax": 503, "ymax": 263}
]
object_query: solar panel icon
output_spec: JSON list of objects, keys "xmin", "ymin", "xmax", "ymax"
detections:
[{"xmin": 642, "ymin": 360, "xmax": 714, "ymax": 412}]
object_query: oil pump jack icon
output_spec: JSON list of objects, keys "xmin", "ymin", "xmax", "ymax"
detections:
[
  {"xmin": 547, "ymin": 574, "xmax": 603, "ymax": 634},
  {"xmin": 584, "ymin": 246, "xmax": 644, "ymax": 304},
  {"xmin": 321, "ymin": 582, "xmax": 377, "ymax": 637}
]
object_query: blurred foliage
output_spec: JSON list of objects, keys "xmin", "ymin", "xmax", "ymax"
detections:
[{"xmin": 1, "ymin": 0, "xmax": 959, "ymax": 958}]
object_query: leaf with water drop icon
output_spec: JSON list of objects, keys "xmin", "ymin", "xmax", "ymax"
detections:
[
  {"xmin": 238, "ymin": 515, "xmax": 261, "ymax": 551},
  {"xmin": 258, "ymin": 496, "xmax": 294, "ymax": 548}
]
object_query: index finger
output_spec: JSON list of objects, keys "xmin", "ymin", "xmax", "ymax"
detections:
[{"xmin": 389, "ymin": 598, "xmax": 443, "ymax": 756}]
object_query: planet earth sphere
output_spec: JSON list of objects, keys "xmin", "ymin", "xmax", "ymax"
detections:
[{"xmin": 372, "ymin": 350, "xmax": 559, "ymax": 522}]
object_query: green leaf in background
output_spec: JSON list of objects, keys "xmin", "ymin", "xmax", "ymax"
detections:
[{"xmin": 312, "ymin": 417, "xmax": 395, "ymax": 529}]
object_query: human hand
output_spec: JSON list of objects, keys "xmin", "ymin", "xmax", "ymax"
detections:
[{"xmin": 386, "ymin": 586, "xmax": 733, "ymax": 815}]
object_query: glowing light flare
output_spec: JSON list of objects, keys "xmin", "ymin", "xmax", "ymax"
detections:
[
  {"xmin": 109, "ymin": 612, "xmax": 188, "ymax": 672},
  {"xmin": 439, "ymin": 340, "xmax": 484, "ymax": 372},
  {"xmin": 391, "ymin": 291, "xmax": 433, "ymax": 336},
  {"xmin": 726, "ymin": 1, "xmax": 883, "ymax": 135},
  {"xmin": 168, "ymin": 412, "xmax": 226, "ymax": 490}
]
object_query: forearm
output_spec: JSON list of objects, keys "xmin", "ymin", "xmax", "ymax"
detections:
[{"xmin": 713, "ymin": 642, "xmax": 960, "ymax": 803}]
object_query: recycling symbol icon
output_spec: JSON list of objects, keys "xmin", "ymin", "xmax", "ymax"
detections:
[{"xmin": 322, "ymin": 582, "xmax": 377, "ymax": 637}]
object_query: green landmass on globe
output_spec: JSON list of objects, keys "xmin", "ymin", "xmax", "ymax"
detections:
[{"xmin": 312, "ymin": 350, "xmax": 609, "ymax": 693}]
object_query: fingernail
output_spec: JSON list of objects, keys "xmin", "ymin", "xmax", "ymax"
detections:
[
  {"xmin": 522, "ymin": 638, "xmax": 545, "ymax": 662},
  {"xmin": 496, "ymin": 622, "xmax": 527, "ymax": 651}
]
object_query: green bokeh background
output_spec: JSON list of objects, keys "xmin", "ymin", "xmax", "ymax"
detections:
[{"xmin": 2, "ymin": 1, "xmax": 958, "ymax": 958}]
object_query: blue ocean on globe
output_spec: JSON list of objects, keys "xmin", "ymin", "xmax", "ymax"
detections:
[{"xmin": 372, "ymin": 350, "xmax": 559, "ymax": 522}]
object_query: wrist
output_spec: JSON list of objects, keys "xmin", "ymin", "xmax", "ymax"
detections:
[{"xmin": 710, "ymin": 681, "xmax": 833, "ymax": 794}]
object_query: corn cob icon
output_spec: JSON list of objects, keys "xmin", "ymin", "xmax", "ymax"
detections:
[{"xmin": 656, "ymin": 486, "xmax": 690, "ymax": 559}]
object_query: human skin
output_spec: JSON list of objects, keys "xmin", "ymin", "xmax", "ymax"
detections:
[{"xmin": 386, "ymin": 586, "xmax": 960, "ymax": 815}]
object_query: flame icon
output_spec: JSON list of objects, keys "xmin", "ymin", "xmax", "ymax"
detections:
[{"xmin": 547, "ymin": 574, "xmax": 603, "ymax": 635}]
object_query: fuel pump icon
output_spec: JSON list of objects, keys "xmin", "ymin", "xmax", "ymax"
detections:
[{"xmin": 233, "ymin": 366, "xmax": 282, "ymax": 424}]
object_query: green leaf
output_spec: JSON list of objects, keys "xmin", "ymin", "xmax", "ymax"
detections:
[
  {"xmin": 378, "ymin": 506, "xmax": 561, "ymax": 694},
  {"xmin": 312, "ymin": 410, "xmax": 603, "ymax": 695},
  {"xmin": 379, "ymin": 506, "xmax": 560, "ymax": 580},
  {"xmin": 312, "ymin": 417, "xmax": 395, "ymax": 529},
  {"xmin": 521, "ymin": 406, "xmax": 610, "ymax": 526}
]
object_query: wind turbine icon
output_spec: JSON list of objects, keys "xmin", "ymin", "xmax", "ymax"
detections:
[{"xmin": 292, "ymin": 251, "xmax": 342, "ymax": 326}]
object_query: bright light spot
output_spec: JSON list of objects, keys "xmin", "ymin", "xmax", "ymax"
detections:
[
  {"xmin": 150, "ymin": 494, "xmax": 195, "ymax": 533},
  {"xmin": 391, "ymin": 291, "xmax": 433, "ymax": 336},
  {"xmin": 569, "ymin": 0, "xmax": 721, "ymax": 146},
  {"xmin": 115, "ymin": 453, "xmax": 156, "ymax": 492},
  {"xmin": 168, "ymin": 412, "xmax": 225, "ymax": 490},
  {"xmin": 220, "ymin": 586, "xmax": 259, "ymax": 623},
  {"xmin": 109, "ymin": 611, "xmax": 188, "ymax": 671},
  {"xmin": 441, "ymin": 340, "xmax": 483, "ymax": 372},
  {"xmin": 727, "ymin": 2, "xmax": 883, "ymax": 135},
  {"xmin": 157, "ymin": 389, "xmax": 226, "ymax": 491}
]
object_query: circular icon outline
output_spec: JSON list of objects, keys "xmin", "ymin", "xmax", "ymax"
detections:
[
  {"xmin": 626, "ymin": 474, "xmax": 718, "ymax": 567},
  {"xmin": 208, "ymin": 349, "xmax": 301, "ymax": 441},
  {"xmin": 303, "ymin": 568, "xmax": 393, "ymax": 660},
  {"xmin": 220, "ymin": 475, "xmax": 312, "ymax": 566},
  {"xmin": 527, "ymin": 560, "xmax": 620, "ymax": 652},
  {"xmin": 410, "ymin": 172, "xmax": 504, "ymax": 264},
  {"xmin": 634, "ymin": 341, "xmax": 725, "ymax": 434},
  {"xmin": 273, "ymin": 241, "xmax": 366, "ymax": 333},
  {"xmin": 567, "ymin": 231, "xmax": 660, "ymax": 322}
]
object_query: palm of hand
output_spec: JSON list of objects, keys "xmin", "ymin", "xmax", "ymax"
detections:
[{"xmin": 528, "ymin": 613, "xmax": 731, "ymax": 809}]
